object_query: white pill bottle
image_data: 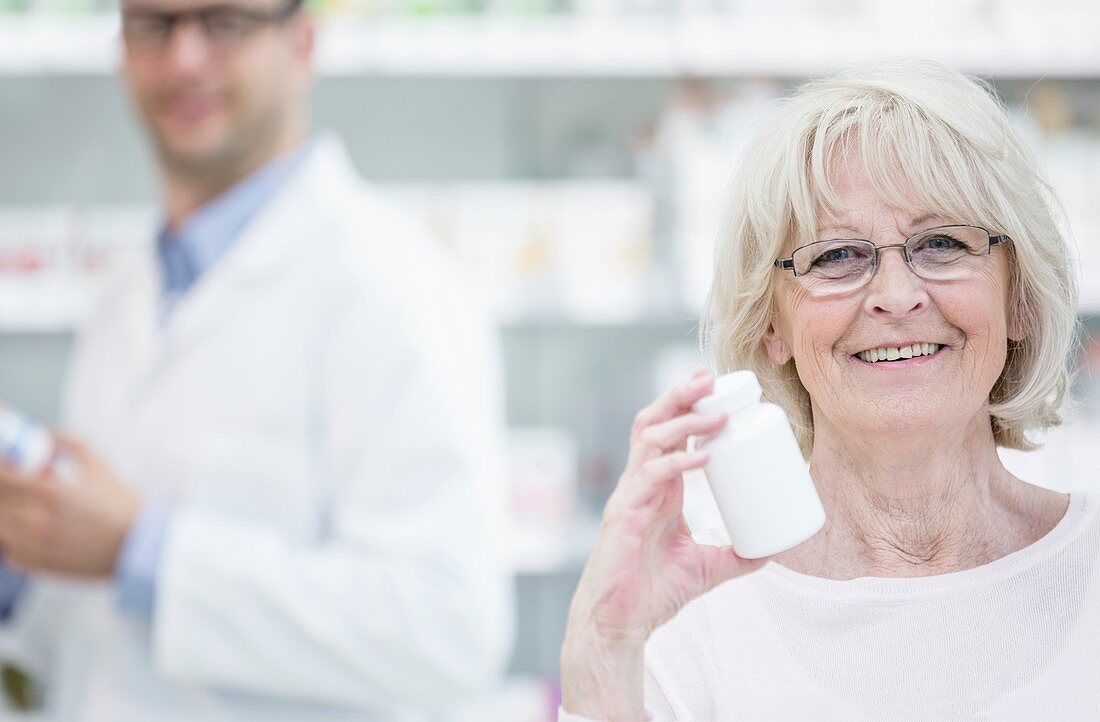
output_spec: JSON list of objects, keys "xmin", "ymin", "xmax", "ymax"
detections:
[
  {"xmin": 693, "ymin": 370, "xmax": 826, "ymax": 559},
  {"xmin": 0, "ymin": 405, "xmax": 58, "ymax": 476}
]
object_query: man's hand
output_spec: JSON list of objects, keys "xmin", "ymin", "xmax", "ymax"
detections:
[{"xmin": 0, "ymin": 436, "xmax": 140, "ymax": 578}]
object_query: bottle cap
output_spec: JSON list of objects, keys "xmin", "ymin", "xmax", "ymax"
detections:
[{"xmin": 693, "ymin": 370, "xmax": 762, "ymax": 416}]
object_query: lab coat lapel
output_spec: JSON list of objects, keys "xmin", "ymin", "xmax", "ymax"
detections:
[
  {"xmin": 110, "ymin": 248, "xmax": 163, "ymax": 408},
  {"xmin": 157, "ymin": 137, "xmax": 356, "ymax": 358}
]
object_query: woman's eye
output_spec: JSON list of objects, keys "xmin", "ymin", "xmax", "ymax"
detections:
[
  {"xmin": 813, "ymin": 246, "xmax": 858, "ymax": 266},
  {"xmin": 924, "ymin": 235, "xmax": 964, "ymax": 250},
  {"xmin": 819, "ymin": 249, "xmax": 847, "ymax": 263}
]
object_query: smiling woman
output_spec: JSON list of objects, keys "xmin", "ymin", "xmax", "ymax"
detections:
[
  {"xmin": 559, "ymin": 57, "xmax": 1098, "ymax": 722},
  {"xmin": 708, "ymin": 61, "xmax": 1078, "ymax": 458}
]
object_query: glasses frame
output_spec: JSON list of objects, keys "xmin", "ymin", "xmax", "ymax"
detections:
[
  {"xmin": 774, "ymin": 224, "xmax": 1010, "ymax": 291},
  {"xmin": 121, "ymin": 0, "xmax": 304, "ymax": 53}
]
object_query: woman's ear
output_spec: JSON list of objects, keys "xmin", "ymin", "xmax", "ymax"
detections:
[{"xmin": 764, "ymin": 324, "xmax": 792, "ymax": 365}]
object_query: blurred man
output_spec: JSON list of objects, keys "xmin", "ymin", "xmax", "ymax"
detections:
[{"xmin": 0, "ymin": 0, "xmax": 513, "ymax": 719}]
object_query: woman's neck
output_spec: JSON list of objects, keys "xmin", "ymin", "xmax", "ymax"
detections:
[{"xmin": 771, "ymin": 412, "xmax": 1068, "ymax": 580}]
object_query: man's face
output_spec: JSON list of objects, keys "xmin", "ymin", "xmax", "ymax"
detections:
[{"xmin": 120, "ymin": 0, "xmax": 313, "ymax": 178}]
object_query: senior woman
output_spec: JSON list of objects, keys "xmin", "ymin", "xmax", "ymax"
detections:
[{"xmin": 560, "ymin": 57, "xmax": 1099, "ymax": 721}]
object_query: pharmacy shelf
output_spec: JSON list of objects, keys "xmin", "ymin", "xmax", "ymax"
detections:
[
  {"xmin": 500, "ymin": 316, "xmax": 697, "ymax": 334},
  {"xmin": 0, "ymin": 274, "xmax": 697, "ymax": 335},
  {"xmin": 1, "ymin": 286, "xmax": 1097, "ymax": 335},
  {"xmin": 3, "ymin": 14, "xmax": 1100, "ymax": 78},
  {"xmin": 0, "ymin": 285, "xmax": 96, "ymax": 334},
  {"xmin": 509, "ymin": 518, "xmax": 599, "ymax": 576},
  {"xmin": 0, "ymin": 15, "xmax": 118, "ymax": 75},
  {"xmin": 0, "ymin": 305, "xmax": 697, "ymax": 335},
  {"xmin": 0, "ymin": 313, "xmax": 83, "ymax": 334},
  {"xmin": 318, "ymin": 16, "xmax": 1100, "ymax": 79}
]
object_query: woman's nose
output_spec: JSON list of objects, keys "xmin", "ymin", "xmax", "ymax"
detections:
[{"xmin": 863, "ymin": 245, "xmax": 929, "ymax": 318}]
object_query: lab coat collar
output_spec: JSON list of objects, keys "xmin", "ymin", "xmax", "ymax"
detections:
[
  {"xmin": 148, "ymin": 134, "xmax": 362, "ymax": 360},
  {"xmin": 156, "ymin": 137, "xmax": 316, "ymax": 298},
  {"xmin": 188, "ymin": 133, "xmax": 357, "ymax": 285}
]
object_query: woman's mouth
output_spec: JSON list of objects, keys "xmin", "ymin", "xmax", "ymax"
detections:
[{"xmin": 854, "ymin": 343, "xmax": 942, "ymax": 364}]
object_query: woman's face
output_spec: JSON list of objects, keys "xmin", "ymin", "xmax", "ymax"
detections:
[{"xmin": 765, "ymin": 159, "xmax": 1020, "ymax": 442}]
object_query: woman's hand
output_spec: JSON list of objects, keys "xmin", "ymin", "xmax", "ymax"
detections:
[{"xmin": 561, "ymin": 369, "xmax": 768, "ymax": 721}]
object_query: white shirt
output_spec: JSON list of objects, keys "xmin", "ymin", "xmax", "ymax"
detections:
[{"xmin": 562, "ymin": 490, "xmax": 1100, "ymax": 721}]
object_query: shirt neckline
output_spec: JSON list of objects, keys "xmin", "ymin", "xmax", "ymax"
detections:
[
  {"xmin": 156, "ymin": 135, "xmax": 316, "ymax": 295},
  {"xmin": 758, "ymin": 491, "xmax": 1097, "ymax": 600}
]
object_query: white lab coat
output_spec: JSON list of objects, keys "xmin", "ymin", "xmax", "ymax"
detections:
[{"xmin": 0, "ymin": 136, "xmax": 514, "ymax": 721}]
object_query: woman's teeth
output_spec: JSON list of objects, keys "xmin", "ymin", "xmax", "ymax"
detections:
[{"xmin": 857, "ymin": 343, "xmax": 941, "ymax": 363}]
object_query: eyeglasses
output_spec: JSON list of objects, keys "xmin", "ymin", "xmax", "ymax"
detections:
[
  {"xmin": 121, "ymin": 0, "xmax": 303, "ymax": 53},
  {"xmin": 774, "ymin": 224, "xmax": 1010, "ymax": 296}
]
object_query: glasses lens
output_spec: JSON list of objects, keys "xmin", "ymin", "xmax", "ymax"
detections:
[
  {"xmin": 792, "ymin": 239, "xmax": 875, "ymax": 293},
  {"xmin": 907, "ymin": 226, "xmax": 990, "ymax": 280}
]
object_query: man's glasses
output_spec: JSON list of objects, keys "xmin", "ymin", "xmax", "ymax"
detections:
[
  {"xmin": 774, "ymin": 224, "xmax": 1011, "ymax": 296},
  {"xmin": 122, "ymin": 0, "xmax": 303, "ymax": 53}
]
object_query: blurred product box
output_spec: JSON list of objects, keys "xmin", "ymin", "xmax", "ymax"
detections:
[
  {"xmin": 508, "ymin": 426, "xmax": 578, "ymax": 527},
  {"xmin": 0, "ymin": 206, "xmax": 150, "ymax": 331},
  {"xmin": 505, "ymin": 424, "xmax": 605, "ymax": 577},
  {"xmin": 0, "ymin": 183, "xmax": 654, "ymax": 329},
  {"xmin": 506, "ymin": 425, "xmax": 584, "ymax": 572},
  {"xmin": 449, "ymin": 676, "xmax": 561, "ymax": 722},
  {"xmin": 389, "ymin": 181, "xmax": 655, "ymax": 322}
]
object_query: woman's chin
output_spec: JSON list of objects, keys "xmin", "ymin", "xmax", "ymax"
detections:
[{"xmin": 829, "ymin": 394, "xmax": 980, "ymax": 441}]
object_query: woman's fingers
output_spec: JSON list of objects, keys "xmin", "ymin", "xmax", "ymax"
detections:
[
  {"xmin": 636, "ymin": 412, "xmax": 727, "ymax": 457},
  {"xmin": 629, "ymin": 370, "xmax": 715, "ymax": 444},
  {"xmin": 638, "ymin": 451, "xmax": 707, "ymax": 499},
  {"xmin": 605, "ymin": 450, "xmax": 709, "ymax": 521},
  {"xmin": 698, "ymin": 544, "xmax": 769, "ymax": 589}
]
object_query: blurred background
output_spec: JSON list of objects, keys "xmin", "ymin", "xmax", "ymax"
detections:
[{"xmin": 2, "ymin": 0, "xmax": 1100, "ymax": 719}]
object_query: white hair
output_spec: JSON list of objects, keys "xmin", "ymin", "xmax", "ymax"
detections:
[{"xmin": 702, "ymin": 56, "xmax": 1080, "ymax": 456}]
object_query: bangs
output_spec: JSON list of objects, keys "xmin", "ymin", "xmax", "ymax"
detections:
[{"xmin": 786, "ymin": 93, "xmax": 1003, "ymax": 244}]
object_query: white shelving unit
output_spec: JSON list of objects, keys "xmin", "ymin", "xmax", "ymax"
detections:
[
  {"xmin": 2, "ymin": 6, "xmax": 1100, "ymax": 690},
  {"xmin": 320, "ymin": 17, "xmax": 1100, "ymax": 78},
  {"xmin": 0, "ymin": 285, "xmax": 1094, "ymax": 336},
  {"xmin": 3, "ymin": 14, "xmax": 1100, "ymax": 77},
  {"xmin": 0, "ymin": 283, "xmax": 96, "ymax": 333}
]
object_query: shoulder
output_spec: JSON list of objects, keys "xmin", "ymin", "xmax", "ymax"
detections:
[
  {"xmin": 312, "ymin": 181, "xmax": 475, "ymax": 309},
  {"xmin": 1053, "ymin": 491, "xmax": 1100, "ymax": 561},
  {"xmin": 302, "ymin": 181, "xmax": 499, "ymax": 374},
  {"xmin": 268, "ymin": 142, "xmax": 497, "ymax": 358},
  {"xmin": 278, "ymin": 138, "xmax": 466, "ymax": 295},
  {"xmin": 281, "ymin": 166, "xmax": 485, "ymax": 327},
  {"xmin": 1078, "ymin": 491, "xmax": 1100, "ymax": 567}
]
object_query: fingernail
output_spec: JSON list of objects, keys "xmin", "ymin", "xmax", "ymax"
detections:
[{"xmin": 691, "ymin": 376, "xmax": 712, "ymax": 389}]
